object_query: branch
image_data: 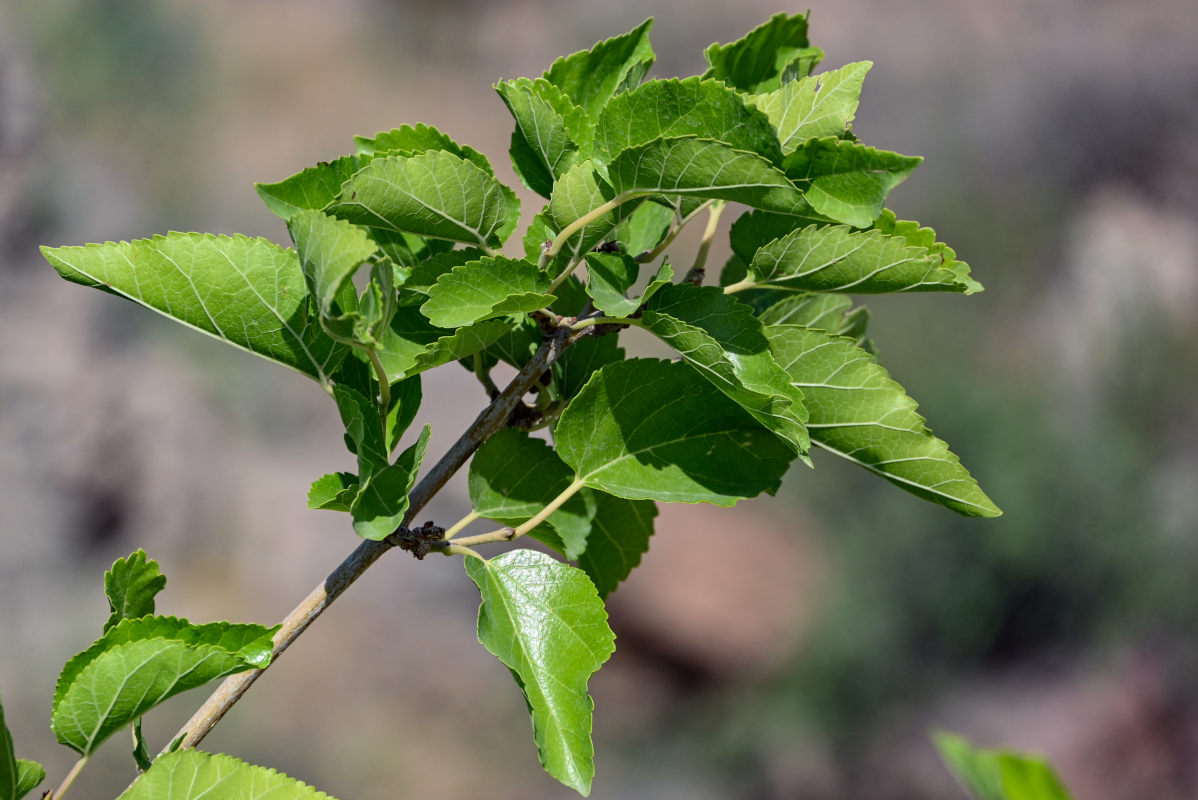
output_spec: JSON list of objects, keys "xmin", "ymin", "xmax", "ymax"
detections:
[{"xmin": 166, "ymin": 325, "xmax": 577, "ymax": 752}]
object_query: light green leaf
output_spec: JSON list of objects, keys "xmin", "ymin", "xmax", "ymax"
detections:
[
  {"xmin": 52, "ymin": 617, "xmax": 277, "ymax": 756},
  {"xmin": 595, "ymin": 77, "xmax": 782, "ymax": 166},
  {"xmin": 766, "ymin": 326, "xmax": 1001, "ymax": 516},
  {"xmin": 641, "ymin": 283, "xmax": 809, "ymax": 454},
  {"xmin": 556, "ymin": 358, "xmax": 795, "ymax": 505},
  {"xmin": 608, "ymin": 137, "xmax": 809, "ymax": 214},
  {"xmin": 543, "ymin": 18, "xmax": 655, "ymax": 117},
  {"xmin": 783, "ymin": 139, "xmax": 922, "ymax": 227},
  {"xmin": 409, "ymin": 318, "xmax": 513, "ymax": 375},
  {"xmin": 753, "ymin": 61, "xmax": 872, "ymax": 152},
  {"xmin": 576, "ymin": 491, "xmax": 656, "ymax": 598},
  {"xmin": 421, "ymin": 256, "xmax": 555, "ymax": 329},
  {"xmin": 41, "ymin": 233, "xmax": 347, "ymax": 383},
  {"xmin": 728, "ymin": 208, "xmax": 831, "ymax": 264},
  {"xmin": 745, "ymin": 222, "xmax": 978, "ymax": 294},
  {"xmin": 370, "ymin": 308, "xmax": 510, "ymax": 382},
  {"xmin": 703, "ymin": 12, "xmax": 818, "ymax": 94},
  {"xmin": 13, "ymin": 761, "xmax": 43, "ymax": 800},
  {"xmin": 255, "ymin": 154, "xmax": 367, "ymax": 221},
  {"xmin": 467, "ymin": 429, "xmax": 593, "ymax": 558},
  {"xmin": 497, "ymin": 78, "xmax": 592, "ymax": 198},
  {"xmin": 287, "ymin": 210, "xmax": 378, "ymax": 319},
  {"xmin": 583, "ymin": 254, "xmax": 672, "ymax": 318},
  {"xmin": 328, "ymin": 150, "xmax": 516, "ymax": 248},
  {"xmin": 757, "ymin": 292, "xmax": 853, "ymax": 329},
  {"xmin": 307, "ymin": 472, "xmax": 358, "ymax": 512},
  {"xmin": 350, "ymin": 424, "xmax": 431, "ymax": 540},
  {"xmin": 465, "ymin": 550, "xmax": 615, "ymax": 795},
  {"xmin": 871, "ymin": 209, "xmax": 983, "ymax": 293},
  {"xmin": 612, "ymin": 201, "xmax": 674, "ymax": 257},
  {"xmin": 354, "ymin": 122, "xmax": 493, "ymax": 175},
  {"xmin": 402, "ymin": 247, "xmax": 487, "ymax": 299},
  {"xmin": 116, "ymin": 749, "xmax": 340, "ymax": 800},
  {"xmin": 545, "ymin": 160, "xmax": 643, "ymax": 267},
  {"xmin": 523, "ymin": 212, "xmax": 555, "ymax": 261},
  {"xmin": 103, "ymin": 550, "xmax": 166, "ymax": 634},
  {"xmin": 935, "ymin": 732, "xmax": 1072, "ymax": 800}
]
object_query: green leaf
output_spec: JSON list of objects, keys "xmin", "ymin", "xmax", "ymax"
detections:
[
  {"xmin": 612, "ymin": 201, "xmax": 674, "ymax": 257},
  {"xmin": 576, "ymin": 492, "xmax": 656, "ymax": 598},
  {"xmin": 745, "ymin": 222, "xmax": 979, "ymax": 294},
  {"xmin": 307, "ymin": 472, "xmax": 358, "ymax": 512},
  {"xmin": 52, "ymin": 617, "xmax": 277, "ymax": 756},
  {"xmin": 595, "ymin": 77, "xmax": 782, "ymax": 166},
  {"xmin": 372, "ymin": 307, "xmax": 511, "ymax": 382},
  {"xmin": 583, "ymin": 254, "xmax": 672, "ymax": 318},
  {"xmin": 12, "ymin": 762, "xmax": 43, "ymax": 800},
  {"xmin": 766, "ymin": 326, "xmax": 1001, "ymax": 516},
  {"xmin": 2, "ymin": 686, "xmax": 43, "ymax": 800},
  {"xmin": 871, "ymin": 209, "xmax": 983, "ymax": 293},
  {"xmin": 703, "ymin": 12, "xmax": 817, "ymax": 94},
  {"xmin": 556, "ymin": 358, "xmax": 795, "ymax": 505},
  {"xmin": 608, "ymin": 137, "xmax": 809, "ymax": 214},
  {"xmin": 545, "ymin": 160, "xmax": 643, "ymax": 267},
  {"xmin": 131, "ymin": 717, "xmax": 152, "ymax": 772},
  {"xmin": 753, "ymin": 61, "xmax": 872, "ymax": 152},
  {"xmin": 543, "ymin": 18, "xmax": 655, "ymax": 117},
  {"xmin": 354, "ymin": 122, "xmax": 492, "ymax": 175},
  {"xmin": 757, "ymin": 292, "xmax": 853, "ymax": 328},
  {"xmin": 728, "ymin": 208, "xmax": 832, "ymax": 264},
  {"xmin": 640, "ymin": 283, "xmax": 809, "ymax": 454},
  {"xmin": 334, "ymin": 385, "xmax": 388, "ymax": 475},
  {"xmin": 286, "ymin": 210, "xmax": 378, "ymax": 319},
  {"xmin": 555, "ymin": 335, "xmax": 625, "ymax": 401},
  {"xmin": 42, "ymin": 234, "xmax": 347, "ymax": 384},
  {"xmin": 328, "ymin": 150, "xmax": 517, "ymax": 248},
  {"xmin": 386, "ymin": 374, "xmax": 423, "ymax": 452},
  {"xmin": 409, "ymin": 318, "xmax": 513, "ymax": 375},
  {"xmin": 116, "ymin": 749, "xmax": 340, "ymax": 800},
  {"xmin": 103, "ymin": 550, "xmax": 166, "ymax": 634},
  {"xmin": 497, "ymin": 78, "xmax": 592, "ymax": 198},
  {"xmin": 421, "ymin": 256, "xmax": 555, "ymax": 329},
  {"xmin": 255, "ymin": 154, "xmax": 367, "ymax": 221},
  {"xmin": 468, "ymin": 429, "xmax": 594, "ymax": 558},
  {"xmin": 783, "ymin": 139, "xmax": 922, "ymax": 227},
  {"xmin": 402, "ymin": 246, "xmax": 487, "ymax": 298},
  {"xmin": 368, "ymin": 228, "xmax": 452, "ymax": 274},
  {"xmin": 465, "ymin": 550, "xmax": 615, "ymax": 795},
  {"xmin": 935, "ymin": 732, "xmax": 1072, "ymax": 800},
  {"xmin": 350, "ymin": 424, "xmax": 431, "ymax": 540}
]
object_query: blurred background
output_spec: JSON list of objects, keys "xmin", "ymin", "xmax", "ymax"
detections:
[{"xmin": 1, "ymin": 1, "xmax": 1196, "ymax": 798}]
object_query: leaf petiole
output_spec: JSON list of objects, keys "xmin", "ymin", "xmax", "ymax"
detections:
[
  {"xmin": 540, "ymin": 191, "xmax": 648, "ymax": 274},
  {"xmin": 452, "ymin": 478, "xmax": 586, "ymax": 548}
]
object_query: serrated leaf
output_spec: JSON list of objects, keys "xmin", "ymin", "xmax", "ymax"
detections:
[
  {"xmin": 744, "ymin": 222, "xmax": 978, "ymax": 294},
  {"xmin": 465, "ymin": 550, "xmax": 615, "ymax": 795},
  {"xmin": 640, "ymin": 283, "xmax": 809, "ymax": 454},
  {"xmin": 871, "ymin": 209, "xmax": 983, "ymax": 293},
  {"xmin": 783, "ymin": 139, "xmax": 922, "ymax": 228},
  {"xmin": 255, "ymin": 154, "xmax": 367, "ymax": 221},
  {"xmin": 543, "ymin": 18, "xmax": 655, "ymax": 116},
  {"xmin": 403, "ymin": 247, "xmax": 487, "ymax": 298},
  {"xmin": 757, "ymin": 292, "xmax": 854, "ymax": 328},
  {"xmin": 703, "ymin": 12, "xmax": 816, "ymax": 94},
  {"xmin": 328, "ymin": 150, "xmax": 516, "ymax": 248},
  {"xmin": 545, "ymin": 160, "xmax": 643, "ymax": 268},
  {"xmin": 556, "ymin": 358, "xmax": 795, "ymax": 505},
  {"xmin": 608, "ymin": 137, "xmax": 809, "ymax": 214},
  {"xmin": 2, "ymin": 687, "xmax": 43, "ymax": 800},
  {"xmin": 307, "ymin": 472, "xmax": 358, "ymax": 512},
  {"xmin": 42, "ymin": 234, "xmax": 347, "ymax": 383},
  {"xmin": 103, "ymin": 550, "xmax": 166, "ymax": 634},
  {"xmin": 728, "ymin": 208, "xmax": 831, "ymax": 264},
  {"xmin": 117, "ymin": 749, "xmax": 340, "ymax": 800},
  {"xmin": 595, "ymin": 77, "xmax": 783, "ymax": 166},
  {"xmin": 935, "ymin": 732, "xmax": 1072, "ymax": 800},
  {"xmin": 753, "ymin": 61, "xmax": 872, "ymax": 152},
  {"xmin": 410, "ymin": 318, "xmax": 513, "ymax": 374},
  {"xmin": 576, "ymin": 491, "xmax": 656, "ymax": 598},
  {"xmin": 583, "ymin": 253, "xmax": 672, "ymax": 318},
  {"xmin": 498, "ymin": 78, "xmax": 592, "ymax": 198},
  {"xmin": 371, "ymin": 307, "xmax": 511, "ymax": 382},
  {"xmin": 287, "ymin": 210, "xmax": 378, "ymax": 319},
  {"xmin": 766, "ymin": 326, "xmax": 1001, "ymax": 516},
  {"xmin": 468, "ymin": 429, "xmax": 593, "ymax": 558},
  {"xmin": 612, "ymin": 201, "xmax": 674, "ymax": 257},
  {"xmin": 555, "ymin": 335, "xmax": 625, "ymax": 401},
  {"xmin": 354, "ymin": 122, "xmax": 493, "ymax": 175},
  {"xmin": 368, "ymin": 228, "xmax": 452, "ymax": 274},
  {"xmin": 351, "ymin": 424, "xmax": 431, "ymax": 540},
  {"xmin": 52, "ymin": 617, "xmax": 277, "ymax": 756},
  {"xmin": 421, "ymin": 256, "xmax": 555, "ymax": 329}
]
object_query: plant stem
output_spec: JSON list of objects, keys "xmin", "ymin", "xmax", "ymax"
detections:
[
  {"xmin": 683, "ymin": 201, "xmax": 725, "ymax": 284},
  {"xmin": 571, "ymin": 315, "xmax": 640, "ymax": 331},
  {"xmin": 472, "ymin": 353, "xmax": 500, "ymax": 400},
  {"xmin": 451, "ymin": 478, "xmax": 586, "ymax": 548},
  {"xmin": 443, "ymin": 510, "xmax": 481, "ymax": 541},
  {"xmin": 51, "ymin": 755, "xmax": 89, "ymax": 800},
  {"xmin": 722, "ymin": 277, "xmax": 756, "ymax": 294},
  {"xmin": 368, "ymin": 348, "xmax": 391, "ymax": 445},
  {"xmin": 165, "ymin": 326, "xmax": 578, "ymax": 754},
  {"xmin": 635, "ymin": 199, "xmax": 711, "ymax": 263},
  {"xmin": 538, "ymin": 192, "xmax": 644, "ymax": 273}
]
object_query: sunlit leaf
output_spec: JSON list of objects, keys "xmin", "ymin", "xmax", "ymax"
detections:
[
  {"xmin": 103, "ymin": 550, "xmax": 166, "ymax": 634},
  {"xmin": 117, "ymin": 749, "xmax": 340, "ymax": 800}
]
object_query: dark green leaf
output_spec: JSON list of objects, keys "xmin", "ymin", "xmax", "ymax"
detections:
[
  {"xmin": 42, "ymin": 234, "xmax": 347, "ymax": 383},
  {"xmin": 555, "ymin": 334, "xmax": 626, "ymax": 401},
  {"xmin": 328, "ymin": 151, "xmax": 517, "ymax": 248},
  {"xmin": 116, "ymin": 749, "xmax": 341, "ymax": 800},
  {"xmin": 783, "ymin": 139, "xmax": 921, "ymax": 227},
  {"xmin": 334, "ymin": 385, "xmax": 388, "ymax": 475},
  {"xmin": 935, "ymin": 732, "xmax": 1071, "ymax": 800},
  {"xmin": 595, "ymin": 77, "xmax": 782, "ymax": 166},
  {"xmin": 350, "ymin": 424, "xmax": 431, "ymax": 540},
  {"xmin": 703, "ymin": 12, "xmax": 816, "ymax": 94},
  {"xmin": 543, "ymin": 18, "xmax": 655, "ymax": 116},
  {"xmin": 386, "ymin": 375, "xmax": 423, "ymax": 452},
  {"xmin": 131, "ymin": 717, "xmax": 152, "ymax": 772},
  {"xmin": 577, "ymin": 491, "xmax": 656, "ymax": 597},
  {"xmin": 497, "ymin": 78, "xmax": 592, "ymax": 198},
  {"xmin": 103, "ymin": 550, "xmax": 166, "ymax": 634},
  {"xmin": 371, "ymin": 307, "xmax": 512, "ymax": 382},
  {"xmin": 307, "ymin": 472, "xmax": 358, "ymax": 512},
  {"xmin": 403, "ymin": 247, "xmax": 487, "ymax": 298},
  {"xmin": 766, "ymin": 326, "xmax": 1001, "ymax": 516},
  {"xmin": 556, "ymin": 358, "xmax": 795, "ymax": 505},
  {"xmin": 465, "ymin": 550, "xmax": 615, "ymax": 795},
  {"xmin": 354, "ymin": 122, "xmax": 493, "ymax": 175},
  {"xmin": 52, "ymin": 617, "xmax": 277, "ymax": 756},
  {"xmin": 753, "ymin": 61, "xmax": 872, "ymax": 152},
  {"xmin": 2, "ymin": 687, "xmax": 31, "ymax": 800},
  {"xmin": 255, "ymin": 154, "xmax": 367, "ymax": 221},
  {"xmin": 728, "ymin": 208, "xmax": 831, "ymax": 264},
  {"xmin": 640, "ymin": 284, "xmax": 808, "ymax": 454},
  {"xmin": 421, "ymin": 256, "xmax": 555, "ymax": 329}
]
